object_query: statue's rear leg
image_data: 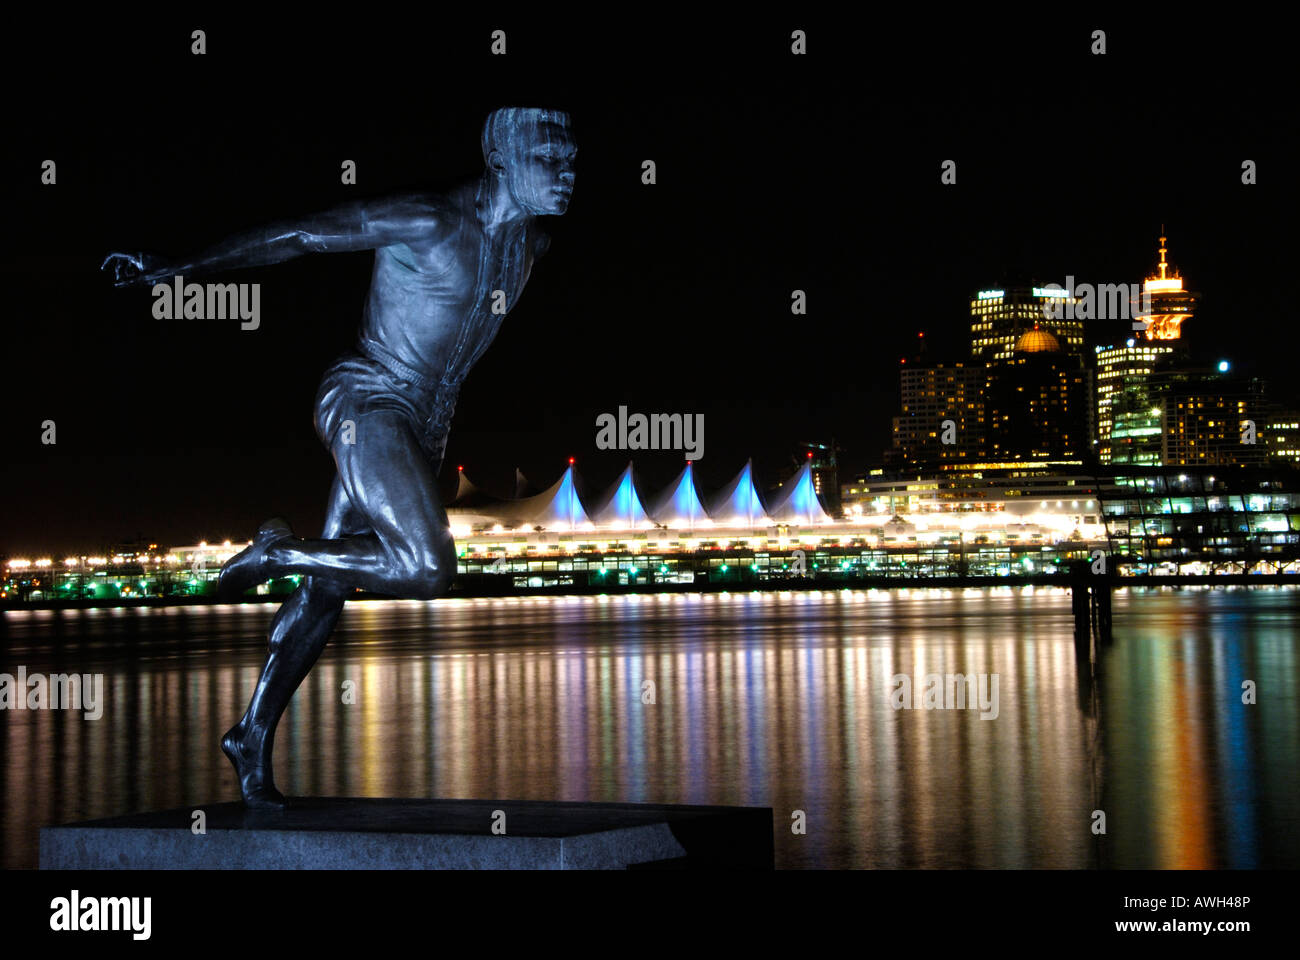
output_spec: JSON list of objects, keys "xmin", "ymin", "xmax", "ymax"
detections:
[
  {"xmin": 220, "ymin": 405, "xmax": 456, "ymax": 806},
  {"xmin": 223, "ymin": 478, "xmax": 360, "ymax": 807}
]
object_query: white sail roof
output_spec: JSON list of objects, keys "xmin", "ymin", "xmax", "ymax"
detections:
[
  {"xmin": 766, "ymin": 461, "xmax": 831, "ymax": 524},
  {"xmin": 446, "ymin": 467, "xmax": 506, "ymax": 529},
  {"xmin": 706, "ymin": 459, "xmax": 770, "ymax": 526},
  {"xmin": 504, "ymin": 462, "xmax": 592, "ymax": 530},
  {"xmin": 645, "ymin": 462, "xmax": 711, "ymax": 529},
  {"xmin": 589, "ymin": 462, "xmax": 653, "ymax": 528},
  {"xmin": 449, "ymin": 467, "xmax": 479, "ymax": 505}
]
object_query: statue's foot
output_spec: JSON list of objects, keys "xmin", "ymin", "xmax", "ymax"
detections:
[
  {"xmin": 221, "ymin": 723, "xmax": 286, "ymax": 809},
  {"xmin": 218, "ymin": 518, "xmax": 294, "ymax": 600}
]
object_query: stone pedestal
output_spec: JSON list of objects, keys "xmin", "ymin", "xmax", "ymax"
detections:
[{"xmin": 40, "ymin": 797, "xmax": 773, "ymax": 870}]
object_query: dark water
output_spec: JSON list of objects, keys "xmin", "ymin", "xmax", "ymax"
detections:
[{"xmin": 2, "ymin": 587, "xmax": 1297, "ymax": 869}]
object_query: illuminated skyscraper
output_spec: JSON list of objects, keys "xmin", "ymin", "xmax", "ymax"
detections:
[
  {"xmin": 1109, "ymin": 382, "xmax": 1165, "ymax": 466},
  {"xmin": 1095, "ymin": 339, "xmax": 1174, "ymax": 464},
  {"xmin": 970, "ymin": 286, "xmax": 1084, "ymax": 365},
  {"xmin": 1096, "ymin": 232, "xmax": 1199, "ymax": 463},
  {"xmin": 1133, "ymin": 232, "xmax": 1198, "ymax": 345}
]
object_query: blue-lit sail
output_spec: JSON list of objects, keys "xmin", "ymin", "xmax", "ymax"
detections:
[
  {"xmin": 646, "ymin": 463, "xmax": 710, "ymax": 528},
  {"xmin": 502, "ymin": 463, "xmax": 592, "ymax": 530},
  {"xmin": 767, "ymin": 462, "xmax": 830, "ymax": 524},
  {"xmin": 707, "ymin": 459, "xmax": 769, "ymax": 526},
  {"xmin": 591, "ymin": 462, "xmax": 651, "ymax": 527}
]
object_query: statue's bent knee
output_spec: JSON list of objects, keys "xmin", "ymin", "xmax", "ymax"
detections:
[{"xmin": 392, "ymin": 539, "xmax": 455, "ymax": 600}]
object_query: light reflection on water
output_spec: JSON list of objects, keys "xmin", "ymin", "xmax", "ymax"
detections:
[{"xmin": 1, "ymin": 587, "xmax": 1296, "ymax": 869}]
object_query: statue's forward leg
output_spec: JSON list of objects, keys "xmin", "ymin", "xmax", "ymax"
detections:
[
  {"xmin": 222, "ymin": 477, "xmax": 363, "ymax": 807},
  {"xmin": 219, "ymin": 405, "xmax": 456, "ymax": 599}
]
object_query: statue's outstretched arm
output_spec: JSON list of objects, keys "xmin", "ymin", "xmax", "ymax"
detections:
[{"xmin": 102, "ymin": 193, "xmax": 443, "ymax": 287}]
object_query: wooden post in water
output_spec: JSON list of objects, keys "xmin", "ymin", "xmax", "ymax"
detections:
[
  {"xmin": 1070, "ymin": 560, "xmax": 1091, "ymax": 650},
  {"xmin": 1093, "ymin": 573, "xmax": 1113, "ymax": 643},
  {"xmin": 1069, "ymin": 559, "xmax": 1113, "ymax": 649}
]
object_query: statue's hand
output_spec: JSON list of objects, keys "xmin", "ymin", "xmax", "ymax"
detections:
[{"xmin": 101, "ymin": 251, "xmax": 164, "ymax": 288}]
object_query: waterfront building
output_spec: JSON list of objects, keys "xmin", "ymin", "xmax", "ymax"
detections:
[
  {"xmin": 6, "ymin": 459, "xmax": 1297, "ymax": 602},
  {"xmin": 1099, "ymin": 466, "xmax": 1299, "ymax": 573}
]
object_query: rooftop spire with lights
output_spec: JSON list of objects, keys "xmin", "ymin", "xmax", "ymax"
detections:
[
  {"xmin": 1146, "ymin": 227, "xmax": 1182, "ymax": 291},
  {"xmin": 1136, "ymin": 227, "xmax": 1195, "ymax": 340}
]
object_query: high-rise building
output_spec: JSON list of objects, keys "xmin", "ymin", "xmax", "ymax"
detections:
[
  {"xmin": 1095, "ymin": 339, "xmax": 1174, "ymax": 463},
  {"xmin": 986, "ymin": 327, "xmax": 1093, "ymax": 465},
  {"xmin": 970, "ymin": 286, "xmax": 1084, "ymax": 365},
  {"xmin": 1110, "ymin": 380, "xmax": 1167, "ymax": 466},
  {"xmin": 798, "ymin": 441, "xmax": 842, "ymax": 516},
  {"xmin": 1111, "ymin": 366, "xmax": 1269, "ymax": 467},
  {"xmin": 891, "ymin": 363, "xmax": 988, "ymax": 468},
  {"xmin": 1265, "ymin": 408, "xmax": 1300, "ymax": 466},
  {"xmin": 1165, "ymin": 380, "xmax": 1262, "ymax": 467},
  {"xmin": 1094, "ymin": 232, "xmax": 1196, "ymax": 464}
]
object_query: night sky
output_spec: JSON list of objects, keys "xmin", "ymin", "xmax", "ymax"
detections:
[{"xmin": 4, "ymin": 14, "xmax": 1295, "ymax": 554}]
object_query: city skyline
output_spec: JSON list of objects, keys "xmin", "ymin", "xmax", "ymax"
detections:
[{"xmin": 3, "ymin": 230, "xmax": 1295, "ymax": 556}]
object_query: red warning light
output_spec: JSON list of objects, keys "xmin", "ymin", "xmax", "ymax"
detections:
[
  {"xmin": 568, "ymin": 457, "xmax": 575, "ymax": 465},
  {"xmin": 457, "ymin": 465, "xmax": 463, "ymax": 472}
]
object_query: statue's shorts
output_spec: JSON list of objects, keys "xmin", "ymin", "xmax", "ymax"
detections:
[{"xmin": 313, "ymin": 341, "xmax": 457, "ymax": 471}]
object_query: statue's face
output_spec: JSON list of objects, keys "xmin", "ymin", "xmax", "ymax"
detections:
[{"xmin": 501, "ymin": 117, "xmax": 577, "ymax": 216}]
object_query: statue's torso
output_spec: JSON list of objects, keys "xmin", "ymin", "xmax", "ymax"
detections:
[{"xmin": 359, "ymin": 186, "xmax": 538, "ymax": 392}]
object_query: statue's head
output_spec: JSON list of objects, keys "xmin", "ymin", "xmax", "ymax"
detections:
[{"xmin": 482, "ymin": 107, "xmax": 576, "ymax": 216}]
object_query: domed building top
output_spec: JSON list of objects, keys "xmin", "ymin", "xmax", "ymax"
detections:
[{"xmin": 1013, "ymin": 326, "xmax": 1061, "ymax": 353}]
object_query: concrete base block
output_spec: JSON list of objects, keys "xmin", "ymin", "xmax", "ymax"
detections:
[{"xmin": 40, "ymin": 797, "xmax": 773, "ymax": 870}]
